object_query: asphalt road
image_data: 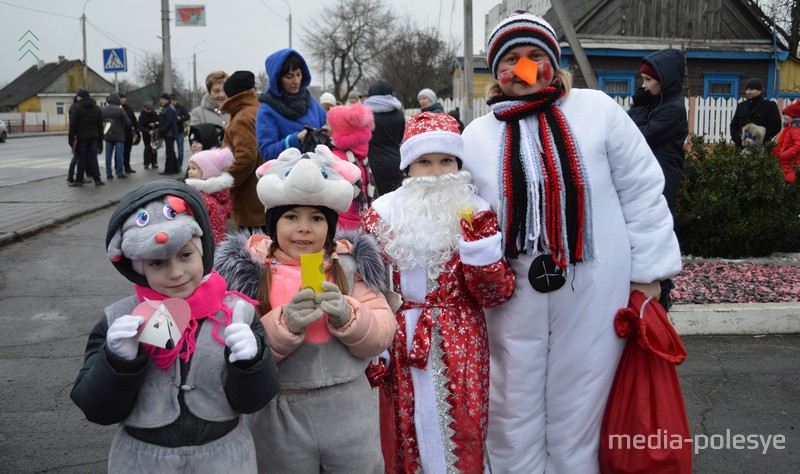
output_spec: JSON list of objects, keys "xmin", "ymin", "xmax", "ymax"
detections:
[
  {"xmin": 0, "ymin": 135, "xmax": 189, "ymax": 187},
  {"xmin": 0, "ymin": 205, "xmax": 798, "ymax": 472}
]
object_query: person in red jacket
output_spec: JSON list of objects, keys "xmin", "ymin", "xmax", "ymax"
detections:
[
  {"xmin": 327, "ymin": 102, "xmax": 376, "ymax": 230},
  {"xmin": 773, "ymin": 102, "xmax": 800, "ymax": 183},
  {"xmin": 186, "ymin": 147, "xmax": 234, "ymax": 246}
]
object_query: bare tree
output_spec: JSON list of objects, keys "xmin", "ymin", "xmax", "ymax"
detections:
[
  {"xmin": 302, "ymin": 0, "xmax": 395, "ymax": 101},
  {"xmin": 370, "ymin": 19, "xmax": 459, "ymax": 108},
  {"xmin": 256, "ymin": 71, "xmax": 269, "ymax": 94},
  {"xmin": 136, "ymin": 52, "xmax": 186, "ymax": 91},
  {"xmin": 753, "ymin": 0, "xmax": 799, "ymax": 56}
]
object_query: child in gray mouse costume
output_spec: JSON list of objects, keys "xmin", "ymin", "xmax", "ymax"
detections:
[
  {"xmin": 71, "ymin": 179, "xmax": 279, "ymax": 473},
  {"xmin": 215, "ymin": 145, "xmax": 396, "ymax": 473}
]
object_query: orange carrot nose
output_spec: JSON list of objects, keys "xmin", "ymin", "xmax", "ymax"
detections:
[
  {"xmin": 513, "ymin": 57, "xmax": 539, "ymax": 85},
  {"xmin": 155, "ymin": 233, "xmax": 169, "ymax": 244}
]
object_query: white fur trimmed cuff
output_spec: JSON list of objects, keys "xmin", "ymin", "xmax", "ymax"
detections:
[{"xmin": 459, "ymin": 232, "xmax": 503, "ymax": 267}]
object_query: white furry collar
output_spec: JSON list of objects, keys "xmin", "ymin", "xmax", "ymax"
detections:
[{"xmin": 185, "ymin": 172, "xmax": 234, "ymax": 194}]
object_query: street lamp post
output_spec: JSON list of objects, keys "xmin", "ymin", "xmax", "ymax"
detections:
[
  {"xmin": 281, "ymin": 0, "xmax": 292, "ymax": 49},
  {"xmin": 193, "ymin": 40, "xmax": 206, "ymax": 108}
]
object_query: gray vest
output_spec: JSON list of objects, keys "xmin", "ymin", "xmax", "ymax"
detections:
[{"xmin": 105, "ymin": 294, "xmax": 255, "ymax": 429}]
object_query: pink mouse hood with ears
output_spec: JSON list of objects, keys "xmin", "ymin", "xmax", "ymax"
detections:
[{"xmin": 255, "ymin": 145, "xmax": 361, "ymax": 213}]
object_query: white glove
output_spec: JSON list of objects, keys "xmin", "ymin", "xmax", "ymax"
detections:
[
  {"xmin": 315, "ymin": 281, "xmax": 352, "ymax": 328},
  {"xmin": 284, "ymin": 288, "xmax": 324, "ymax": 334},
  {"xmin": 106, "ymin": 315, "xmax": 144, "ymax": 361},
  {"xmin": 224, "ymin": 300, "xmax": 258, "ymax": 363}
]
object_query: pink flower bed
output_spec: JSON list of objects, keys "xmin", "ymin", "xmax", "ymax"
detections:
[{"xmin": 672, "ymin": 260, "xmax": 800, "ymax": 304}]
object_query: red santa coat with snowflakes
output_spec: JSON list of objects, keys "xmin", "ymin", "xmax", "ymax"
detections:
[
  {"xmin": 185, "ymin": 172, "xmax": 233, "ymax": 246},
  {"xmin": 364, "ymin": 191, "xmax": 515, "ymax": 474}
]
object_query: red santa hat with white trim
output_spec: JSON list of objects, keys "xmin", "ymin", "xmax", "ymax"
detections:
[{"xmin": 399, "ymin": 112, "xmax": 463, "ymax": 170}]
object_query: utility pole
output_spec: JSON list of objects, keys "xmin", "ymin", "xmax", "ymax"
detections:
[
  {"xmin": 281, "ymin": 0, "xmax": 292, "ymax": 49},
  {"xmin": 192, "ymin": 40, "xmax": 206, "ymax": 108},
  {"xmin": 193, "ymin": 52, "xmax": 197, "ymax": 107},
  {"xmin": 161, "ymin": 0, "xmax": 172, "ymax": 93},
  {"xmin": 81, "ymin": 0, "xmax": 89, "ymax": 89},
  {"xmin": 550, "ymin": 0, "xmax": 598, "ymax": 89},
  {"xmin": 463, "ymin": 0, "xmax": 474, "ymax": 125}
]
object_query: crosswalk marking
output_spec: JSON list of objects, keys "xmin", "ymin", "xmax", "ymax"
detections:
[{"xmin": 0, "ymin": 158, "xmax": 67, "ymax": 169}]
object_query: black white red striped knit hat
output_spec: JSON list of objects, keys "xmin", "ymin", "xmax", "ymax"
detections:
[{"xmin": 486, "ymin": 12, "xmax": 561, "ymax": 79}]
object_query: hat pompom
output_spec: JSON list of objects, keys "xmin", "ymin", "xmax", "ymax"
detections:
[
  {"xmin": 327, "ymin": 103, "xmax": 375, "ymax": 137},
  {"xmin": 399, "ymin": 112, "xmax": 463, "ymax": 170},
  {"xmin": 189, "ymin": 147, "xmax": 234, "ymax": 179}
]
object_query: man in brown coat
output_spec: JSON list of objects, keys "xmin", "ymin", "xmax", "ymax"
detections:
[{"xmin": 221, "ymin": 71, "xmax": 266, "ymax": 231}]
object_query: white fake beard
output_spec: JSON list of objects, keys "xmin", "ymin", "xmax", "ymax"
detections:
[{"xmin": 375, "ymin": 170, "xmax": 476, "ymax": 279}]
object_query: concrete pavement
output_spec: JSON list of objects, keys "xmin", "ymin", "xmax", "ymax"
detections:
[{"xmin": 1, "ymin": 142, "xmax": 799, "ymax": 336}]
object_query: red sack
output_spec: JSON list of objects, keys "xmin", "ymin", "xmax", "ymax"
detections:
[{"xmin": 599, "ymin": 291, "xmax": 692, "ymax": 474}]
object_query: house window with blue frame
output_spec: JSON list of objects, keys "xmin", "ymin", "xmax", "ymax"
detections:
[
  {"xmin": 703, "ymin": 73, "xmax": 739, "ymax": 98},
  {"xmin": 599, "ymin": 72, "xmax": 636, "ymax": 97}
]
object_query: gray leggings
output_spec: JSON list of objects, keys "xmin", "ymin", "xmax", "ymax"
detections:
[
  {"xmin": 245, "ymin": 376, "xmax": 383, "ymax": 473},
  {"xmin": 108, "ymin": 421, "xmax": 257, "ymax": 473}
]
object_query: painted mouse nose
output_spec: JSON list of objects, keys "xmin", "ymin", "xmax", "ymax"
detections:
[{"xmin": 155, "ymin": 232, "xmax": 169, "ymax": 244}]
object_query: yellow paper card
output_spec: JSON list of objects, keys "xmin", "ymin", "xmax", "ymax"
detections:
[{"xmin": 300, "ymin": 252, "xmax": 326, "ymax": 293}]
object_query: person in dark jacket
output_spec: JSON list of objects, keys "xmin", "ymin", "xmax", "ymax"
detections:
[
  {"xmin": 363, "ymin": 79, "xmax": 405, "ymax": 195},
  {"xmin": 255, "ymin": 48, "xmax": 327, "ymax": 161},
  {"xmin": 70, "ymin": 179, "xmax": 279, "ymax": 472},
  {"xmin": 729, "ymin": 78, "xmax": 782, "ymax": 148},
  {"xmin": 68, "ymin": 90, "xmax": 105, "ymax": 187},
  {"xmin": 138, "ymin": 101, "xmax": 159, "ymax": 169},
  {"xmin": 67, "ymin": 94, "xmax": 83, "ymax": 184},
  {"xmin": 158, "ymin": 93, "xmax": 180, "ymax": 174},
  {"xmin": 170, "ymin": 93, "xmax": 191, "ymax": 170},
  {"xmin": 102, "ymin": 92, "xmax": 132, "ymax": 179},
  {"xmin": 118, "ymin": 92, "xmax": 138, "ymax": 174},
  {"xmin": 629, "ymin": 48, "xmax": 688, "ymax": 310}
]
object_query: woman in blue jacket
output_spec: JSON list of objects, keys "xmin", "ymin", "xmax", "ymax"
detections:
[{"xmin": 256, "ymin": 49, "xmax": 327, "ymax": 161}]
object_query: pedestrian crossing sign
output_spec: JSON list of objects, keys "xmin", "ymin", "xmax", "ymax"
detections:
[{"xmin": 103, "ymin": 48, "xmax": 127, "ymax": 73}]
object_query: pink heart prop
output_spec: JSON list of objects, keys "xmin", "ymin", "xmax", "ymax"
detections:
[{"xmin": 133, "ymin": 298, "xmax": 191, "ymax": 347}]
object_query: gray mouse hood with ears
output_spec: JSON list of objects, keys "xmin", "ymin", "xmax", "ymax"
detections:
[{"xmin": 106, "ymin": 179, "xmax": 214, "ymax": 287}]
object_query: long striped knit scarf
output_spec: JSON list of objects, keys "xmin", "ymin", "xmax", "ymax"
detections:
[{"xmin": 488, "ymin": 82, "xmax": 595, "ymax": 268}]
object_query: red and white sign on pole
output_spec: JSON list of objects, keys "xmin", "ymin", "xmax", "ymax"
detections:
[{"xmin": 176, "ymin": 5, "xmax": 206, "ymax": 26}]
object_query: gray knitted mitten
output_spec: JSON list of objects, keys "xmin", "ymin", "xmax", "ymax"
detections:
[
  {"xmin": 315, "ymin": 281, "xmax": 352, "ymax": 328},
  {"xmin": 284, "ymin": 288, "xmax": 323, "ymax": 334}
]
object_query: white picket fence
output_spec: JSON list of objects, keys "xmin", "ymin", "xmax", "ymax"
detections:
[{"xmin": 407, "ymin": 96, "xmax": 798, "ymax": 143}]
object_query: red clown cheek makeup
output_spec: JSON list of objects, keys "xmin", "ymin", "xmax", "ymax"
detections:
[{"xmin": 539, "ymin": 61, "xmax": 553, "ymax": 83}]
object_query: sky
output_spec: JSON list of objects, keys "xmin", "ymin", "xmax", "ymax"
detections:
[{"xmin": 0, "ymin": 0, "xmax": 500, "ymax": 92}]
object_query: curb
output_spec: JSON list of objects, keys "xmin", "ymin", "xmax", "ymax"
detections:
[
  {"xmin": 0, "ymin": 199, "xmax": 118, "ymax": 247},
  {"xmin": 670, "ymin": 303, "xmax": 800, "ymax": 335}
]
